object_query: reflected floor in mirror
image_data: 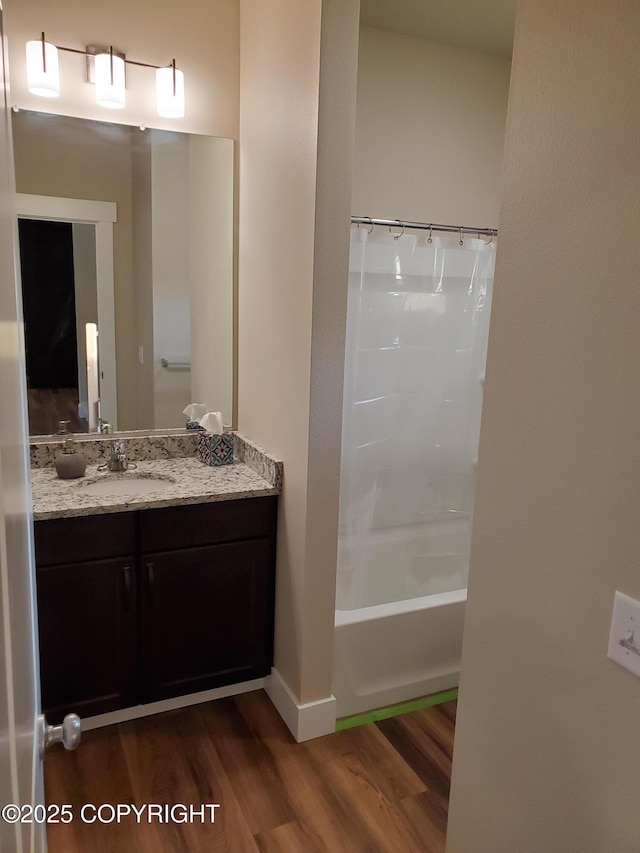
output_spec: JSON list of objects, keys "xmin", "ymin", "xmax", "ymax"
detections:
[
  {"xmin": 44, "ymin": 689, "xmax": 456, "ymax": 852},
  {"xmin": 27, "ymin": 388, "xmax": 88, "ymax": 436}
]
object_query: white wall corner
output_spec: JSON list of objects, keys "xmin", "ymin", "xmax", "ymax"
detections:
[{"xmin": 265, "ymin": 668, "xmax": 336, "ymax": 742}]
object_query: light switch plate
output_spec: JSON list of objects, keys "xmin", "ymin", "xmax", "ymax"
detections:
[{"xmin": 608, "ymin": 591, "xmax": 640, "ymax": 678}]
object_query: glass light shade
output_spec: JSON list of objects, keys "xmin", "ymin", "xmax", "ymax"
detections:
[
  {"xmin": 25, "ymin": 39, "xmax": 60, "ymax": 97},
  {"xmin": 156, "ymin": 66, "xmax": 185, "ymax": 118},
  {"xmin": 95, "ymin": 52, "xmax": 125, "ymax": 109}
]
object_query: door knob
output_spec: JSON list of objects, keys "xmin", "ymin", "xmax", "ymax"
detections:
[{"xmin": 38, "ymin": 713, "xmax": 82, "ymax": 759}]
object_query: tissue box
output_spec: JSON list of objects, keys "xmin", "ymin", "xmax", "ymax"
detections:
[
  {"xmin": 186, "ymin": 420, "xmax": 204, "ymax": 430},
  {"xmin": 197, "ymin": 433, "xmax": 234, "ymax": 466}
]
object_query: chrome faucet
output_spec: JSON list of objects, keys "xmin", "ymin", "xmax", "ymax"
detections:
[{"xmin": 98, "ymin": 438, "xmax": 136, "ymax": 473}]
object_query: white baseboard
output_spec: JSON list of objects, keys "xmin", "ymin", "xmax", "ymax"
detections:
[
  {"xmin": 80, "ymin": 671, "xmax": 336, "ymax": 743},
  {"xmin": 81, "ymin": 677, "xmax": 266, "ymax": 731},
  {"xmin": 265, "ymin": 668, "xmax": 336, "ymax": 742}
]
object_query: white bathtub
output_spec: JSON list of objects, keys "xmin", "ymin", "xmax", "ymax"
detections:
[
  {"xmin": 333, "ymin": 518, "xmax": 470, "ymax": 718},
  {"xmin": 333, "ymin": 587, "xmax": 466, "ymax": 718}
]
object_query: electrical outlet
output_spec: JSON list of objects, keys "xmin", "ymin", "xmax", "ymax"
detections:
[
  {"xmin": 138, "ymin": 346, "xmax": 144, "ymax": 365},
  {"xmin": 608, "ymin": 591, "xmax": 640, "ymax": 678}
]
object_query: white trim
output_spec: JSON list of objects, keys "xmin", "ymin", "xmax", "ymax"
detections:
[
  {"xmin": 94, "ymin": 220, "xmax": 117, "ymax": 426},
  {"xmin": 80, "ymin": 677, "xmax": 266, "ymax": 731},
  {"xmin": 15, "ymin": 194, "xmax": 116, "ymax": 223},
  {"xmin": 265, "ymin": 668, "xmax": 336, "ymax": 742},
  {"xmin": 15, "ymin": 193, "xmax": 118, "ymax": 429}
]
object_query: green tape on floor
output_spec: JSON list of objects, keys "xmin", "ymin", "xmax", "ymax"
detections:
[{"xmin": 335, "ymin": 687, "xmax": 458, "ymax": 732}]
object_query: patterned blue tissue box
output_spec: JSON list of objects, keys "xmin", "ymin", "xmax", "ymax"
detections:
[{"xmin": 196, "ymin": 433, "xmax": 234, "ymax": 466}]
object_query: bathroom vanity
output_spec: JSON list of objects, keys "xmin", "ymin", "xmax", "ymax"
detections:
[{"xmin": 30, "ymin": 434, "xmax": 282, "ymax": 725}]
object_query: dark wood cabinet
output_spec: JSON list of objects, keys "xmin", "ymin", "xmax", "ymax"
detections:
[
  {"xmin": 34, "ymin": 497, "xmax": 277, "ymax": 723},
  {"xmin": 140, "ymin": 539, "xmax": 273, "ymax": 702},
  {"xmin": 37, "ymin": 557, "xmax": 137, "ymax": 722}
]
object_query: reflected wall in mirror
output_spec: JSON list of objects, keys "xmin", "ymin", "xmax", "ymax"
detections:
[{"xmin": 13, "ymin": 110, "xmax": 234, "ymax": 437}]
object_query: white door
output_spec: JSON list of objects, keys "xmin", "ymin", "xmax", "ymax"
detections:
[{"xmin": 0, "ymin": 5, "xmax": 46, "ymax": 850}]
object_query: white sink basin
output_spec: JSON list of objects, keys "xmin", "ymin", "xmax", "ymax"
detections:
[{"xmin": 77, "ymin": 475, "xmax": 176, "ymax": 497}]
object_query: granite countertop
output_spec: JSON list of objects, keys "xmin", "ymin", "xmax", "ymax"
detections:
[{"xmin": 31, "ymin": 457, "xmax": 280, "ymax": 521}]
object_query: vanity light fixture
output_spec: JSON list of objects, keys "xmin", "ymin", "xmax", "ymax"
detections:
[
  {"xmin": 156, "ymin": 60, "xmax": 185, "ymax": 118},
  {"xmin": 25, "ymin": 33, "xmax": 60, "ymax": 97},
  {"xmin": 25, "ymin": 32, "xmax": 185, "ymax": 118},
  {"xmin": 94, "ymin": 47, "xmax": 126, "ymax": 109}
]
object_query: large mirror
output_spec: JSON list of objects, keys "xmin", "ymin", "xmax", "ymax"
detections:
[{"xmin": 12, "ymin": 110, "xmax": 234, "ymax": 437}]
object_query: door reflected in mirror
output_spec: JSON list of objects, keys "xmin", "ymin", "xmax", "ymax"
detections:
[
  {"xmin": 13, "ymin": 110, "xmax": 234, "ymax": 437},
  {"xmin": 18, "ymin": 218, "xmax": 90, "ymax": 433}
]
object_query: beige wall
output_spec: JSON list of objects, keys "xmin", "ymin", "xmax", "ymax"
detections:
[
  {"xmin": 447, "ymin": 2, "xmax": 640, "ymax": 851},
  {"xmin": 239, "ymin": 0, "xmax": 319, "ymax": 702},
  {"xmin": 238, "ymin": 0, "xmax": 359, "ymax": 705},
  {"xmin": 304, "ymin": 0, "xmax": 360, "ymax": 701},
  {"xmin": 352, "ymin": 27, "xmax": 510, "ymax": 228},
  {"xmin": 4, "ymin": 0, "xmax": 239, "ymax": 138}
]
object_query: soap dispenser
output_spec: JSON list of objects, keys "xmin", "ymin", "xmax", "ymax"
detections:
[{"xmin": 55, "ymin": 438, "xmax": 87, "ymax": 480}]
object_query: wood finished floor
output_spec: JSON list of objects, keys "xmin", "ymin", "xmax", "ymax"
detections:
[
  {"xmin": 45, "ymin": 690, "xmax": 456, "ymax": 853},
  {"xmin": 27, "ymin": 387, "xmax": 88, "ymax": 436}
]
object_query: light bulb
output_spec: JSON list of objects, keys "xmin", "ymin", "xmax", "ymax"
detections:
[
  {"xmin": 95, "ymin": 50, "xmax": 125, "ymax": 109},
  {"xmin": 25, "ymin": 36, "xmax": 60, "ymax": 98},
  {"xmin": 156, "ymin": 64, "xmax": 185, "ymax": 118}
]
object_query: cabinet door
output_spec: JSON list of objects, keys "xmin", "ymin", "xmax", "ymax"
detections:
[
  {"xmin": 36, "ymin": 557, "xmax": 137, "ymax": 723},
  {"xmin": 140, "ymin": 539, "xmax": 274, "ymax": 702}
]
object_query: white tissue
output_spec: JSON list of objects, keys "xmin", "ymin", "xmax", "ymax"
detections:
[
  {"xmin": 183, "ymin": 403, "xmax": 208, "ymax": 421},
  {"xmin": 198, "ymin": 411, "xmax": 223, "ymax": 435}
]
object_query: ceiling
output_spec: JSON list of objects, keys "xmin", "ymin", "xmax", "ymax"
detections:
[{"xmin": 359, "ymin": 0, "xmax": 517, "ymax": 59}]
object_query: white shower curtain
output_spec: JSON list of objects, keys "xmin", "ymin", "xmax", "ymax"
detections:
[{"xmin": 337, "ymin": 224, "xmax": 496, "ymax": 609}]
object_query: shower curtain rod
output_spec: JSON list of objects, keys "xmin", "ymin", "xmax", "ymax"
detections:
[{"xmin": 351, "ymin": 216, "xmax": 497, "ymax": 239}]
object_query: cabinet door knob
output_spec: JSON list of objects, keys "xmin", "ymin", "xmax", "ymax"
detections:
[{"xmin": 146, "ymin": 562, "xmax": 155, "ymax": 604}]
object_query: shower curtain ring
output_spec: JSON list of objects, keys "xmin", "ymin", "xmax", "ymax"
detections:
[
  {"xmin": 367, "ymin": 218, "xmax": 374, "ymax": 235},
  {"xmin": 459, "ymin": 227, "xmax": 464, "ymax": 246},
  {"xmin": 484, "ymin": 230, "xmax": 494, "ymax": 245},
  {"xmin": 390, "ymin": 220, "xmax": 404, "ymax": 241},
  {"xmin": 428, "ymin": 225, "xmax": 433, "ymax": 244}
]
